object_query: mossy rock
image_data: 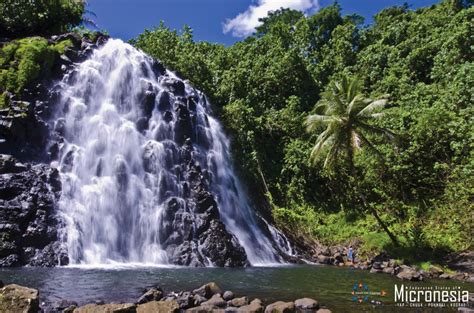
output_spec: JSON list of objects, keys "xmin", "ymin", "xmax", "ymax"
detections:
[
  {"xmin": 0, "ymin": 36, "xmax": 73, "ymax": 98},
  {"xmin": 0, "ymin": 284, "xmax": 39, "ymax": 313}
]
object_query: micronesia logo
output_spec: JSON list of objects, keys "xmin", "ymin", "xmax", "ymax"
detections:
[
  {"xmin": 394, "ymin": 284, "xmax": 469, "ymax": 308},
  {"xmin": 351, "ymin": 281, "xmax": 387, "ymax": 305}
]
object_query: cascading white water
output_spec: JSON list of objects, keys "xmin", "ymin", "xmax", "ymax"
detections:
[{"xmin": 53, "ymin": 39, "xmax": 290, "ymax": 266}]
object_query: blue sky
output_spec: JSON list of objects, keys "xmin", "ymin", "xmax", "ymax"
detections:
[{"xmin": 87, "ymin": 0, "xmax": 439, "ymax": 45}]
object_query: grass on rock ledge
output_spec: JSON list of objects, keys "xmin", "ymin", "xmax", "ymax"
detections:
[{"xmin": 0, "ymin": 36, "xmax": 73, "ymax": 108}]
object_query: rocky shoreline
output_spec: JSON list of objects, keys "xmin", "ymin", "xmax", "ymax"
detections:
[
  {"xmin": 0, "ymin": 281, "xmax": 332, "ymax": 313},
  {"xmin": 309, "ymin": 244, "xmax": 474, "ymax": 284}
]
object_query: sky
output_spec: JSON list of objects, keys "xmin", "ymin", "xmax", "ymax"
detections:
[{"xmin": 86, "ymin": 0, "xmax": 440, "ymax": 45}]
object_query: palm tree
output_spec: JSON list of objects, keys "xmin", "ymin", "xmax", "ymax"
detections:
[{"xmin": 305, "ymin": 74, "xmax": 399, "ymax": 246}]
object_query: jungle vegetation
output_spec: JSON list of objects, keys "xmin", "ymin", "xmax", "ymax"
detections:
[
  {"xmin": 1, "ymin": 0, "xmax": 472, "ymax": 264},
  {"xmin": 133, "ymin": 0, "xmax": 473, "ymax": 262}
]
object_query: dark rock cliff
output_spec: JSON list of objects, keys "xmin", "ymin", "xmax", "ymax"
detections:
[
  {"xmin": 0, "ymin": 32, "xmax": 251, "ymax": 267},
  {"xmin": 0, "ymin": 32, "xmax": 108, "ymax": 266}
]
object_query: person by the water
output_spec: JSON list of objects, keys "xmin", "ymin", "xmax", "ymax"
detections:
[{"xmin": 347, "ymin": 246, "xmax": 355, "ymax": 264}]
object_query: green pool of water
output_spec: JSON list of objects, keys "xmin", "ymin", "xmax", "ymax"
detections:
[{"xmin": 1, "ymin": 264, "xmax": 472, "ymax": 312}]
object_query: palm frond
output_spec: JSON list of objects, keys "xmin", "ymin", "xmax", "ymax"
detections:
[
  {"xmin": 347, "ymin": 94, "xmax": 365, "ymax": 116},
  {"xmin": 358, "ymin": 122, "xmax": 397, "ymax": 141},
  {"xmin": 323, "ymin": 141, "xmax": 340, "ymax": 169},
  {"xmin": 305, "ymin": 114, "xmax": 336, "ymax": 132},
  {"xmin": 347, "ymin": 76, "xmax": 361, "ymax": 103},
  {"xmin": 369, "ymin": 112, "xmax": 386, "ymax": 119},
  {"xmin": 310, "ymin": 131, "xmax": 333, "ymax": 165},
  {"xmin": 313, "ymin": 100, "xmax": 329, "ymax": 113},
  {"xmin": 357, "ymin": 130, "xmax": 385, "ymax": 160},
  {"xmin": 358, "ymin": 98, "xmax": 388, "ymax": 116},
  {"xmin": 305, "ymin": 74, "xmax": 394, "ymax": 170}
]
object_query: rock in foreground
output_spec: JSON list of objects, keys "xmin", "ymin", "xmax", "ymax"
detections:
[{"xmin": 0, "ymin": 284, "xmax": 39, "ymax": 313}]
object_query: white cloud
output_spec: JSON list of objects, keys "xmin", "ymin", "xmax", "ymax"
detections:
[{"xmin": 223, "ymin": 0, "xmax": 320, "ymax": 38}]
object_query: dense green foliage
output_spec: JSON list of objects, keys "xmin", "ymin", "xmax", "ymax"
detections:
[
  {"xmin": 304, "ymin": 74, "xmax": 391, "ymax": 169},
  {"xmin": 0, "ymin": 0, "xmax": 85, "ymax": 38},
  {"xmin": 0, "ymin": 37, "xmax": 73, "ymax": 108},
  {"xmin": 304, "ymin": 74, "xmax": 401, "ymax": 246},
  {"xmin": 133, "ymin": 0, "xmax": 473, "ymax": 260}
]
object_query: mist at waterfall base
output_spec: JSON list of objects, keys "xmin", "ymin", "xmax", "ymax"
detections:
[{"xmin": 51, "ymin": 39, "xmax": 292, "ymax": 267}]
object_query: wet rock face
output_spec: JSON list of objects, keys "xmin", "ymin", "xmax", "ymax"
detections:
[
  {"xmin": 0, "ymin": 155, "xmax": 66, "ymax": 267},
  {"xmin": 0, "ymin": 32, "xmax": 110, "ymax": 162},
  {"xmin": 0, "ymin": 33, "xmax": 106, "ymax": 268},
  {"xmin": 0, "ymin": 34, "xmax": 261, "ymax": 268},
  {"xmin": 160, "ymin": 158, "xmax": 248, "ymax": 267}
]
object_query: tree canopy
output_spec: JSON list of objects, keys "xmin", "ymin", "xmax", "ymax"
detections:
[
  {"xmin": 0, "ymin": 0, "xmax": 86, "ymax": 38},
  {"xmin": 133, "ymin": 0, "xmax": 473, "ymax": 259}
]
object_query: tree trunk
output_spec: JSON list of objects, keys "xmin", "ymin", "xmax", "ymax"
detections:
[
  {"xmin": 347, "ymin": 146, "xmax": 400, "ymax": 247},
  {"xmin": 365, "ymin": 200, "xmax": 400, "ymax": 247}
]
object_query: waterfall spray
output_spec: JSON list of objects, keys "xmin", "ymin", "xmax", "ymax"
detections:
[{"xmin": 53, "ymin": 39, "xmax": 290, "ymax": 266}]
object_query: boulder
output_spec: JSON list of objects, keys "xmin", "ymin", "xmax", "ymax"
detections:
[
  {"xmin": 333, "ymin": 252, "xmax": 343, "ymax": 263},
  {"xmin": 370, "ymin": 267, "xmax": 383, "ymax": 274},
  {"xmin": 397, "ymin": 268, "xmax": 422, "ymax": 281},
  {"xmin": 136, "ymin": 300, "xmax": 179, "ymax": 313},
  {"xmin": 198, "ymin": 220, "xmax": 248, "ymax": 267},
  {"xmin": 201, "ymin": 294, "xmax": 226, "ymax": 308},
  {"xmin": 141, "ymin": 90, "xmax": 156, "ymax": 117},
  {"xmin": 316, "ymin": 310, "xmax": 332, "ymax": 313},
  {"xmin": 177, "ymin": 291, "xmax": 195, "ymax": 309},
  {"xmin": 157, "ymin": 91, "xmax": 171, "ymax": 111},
  {"xmin": 265, "ymin": 301, "xmax": 295, "ymax": 313},
  {"xmin": 193, "ymin": 294, "xmax": 208, "ymax": 305},
  {"xmin": 163, "ymin": 110, "xmax": 173, "ymax": 123},
  {"xmin": 237, "ymin": 299, "xmax": 264, "ymax": 313},
  {"xmin": 428, "ymin": 265, "xmax": 444, "ymax": 278},
  {"xmin": 0, "ymin": 284, "xmax": 39, "ymax": 313},
  {"xmin": 372, "ymin": 262, "xmax": 382, "ymax": 270},
  {"xmin": 135, "ymin": 117, "xmax": 148, "ymax": 133},
  {"xmin": 451, "ymin": 273, "xmax": 468, "ymax": 281},
  {"xmin": 317, "ymin": 255, "xmax": 331, "ymax": 265},
  {"xmin": 73, "ymin": 303, "xmax": 136, "ymax": 313},
  {"xmin": 161, "ymin": 77, "xmax": 185, "ymax": 96},
  {"xmin": 193, "ymin": 282, "xmax": 222, "ymax": 299},
  {"xmin": 137, "ymin": 287, "xmax": 163, "ymax": 304},
  {"xmin": 439, "ymin": 273, "xmax": 454, "ymax": 279},
  {"xmin": 185, "ymin": 306, "xmax": 220, "ymax": 313},
  {"xmin": 229, "ymin": 296, "xmax": 250, "ymax": 307},
  {"xmin": 294, "ymin": 298, "xmax": 319, "ymax": 311},
  {"xmin": 223, "ymin": 290, "xmax": 235, "ymax": 301},
  {"xmin": 53, "ymin": 299, "xmax": 79, "ymax": 311}
]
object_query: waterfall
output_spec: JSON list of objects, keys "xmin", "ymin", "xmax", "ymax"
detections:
[{"xmin": 52, "ymin": 39, "xmax": 290, "ymax": 266}]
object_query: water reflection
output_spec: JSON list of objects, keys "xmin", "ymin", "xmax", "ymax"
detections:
[{"xmin": 1, "ymin": 265, "xmax": 471, "ymax": 312}]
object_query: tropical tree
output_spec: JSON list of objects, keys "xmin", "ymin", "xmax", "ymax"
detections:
[
  {"xmin": 305, "ymin": 74, "xmax": 399, "ymax": 246},
  {"xmin": 0, "ymin": 0, "xmax": 86, "ymax": 37}
]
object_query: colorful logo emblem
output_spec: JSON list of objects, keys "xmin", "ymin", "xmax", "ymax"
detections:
[{"xmin": 351, "ymin": 281, "xmax": 387, "ymax": 305}]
